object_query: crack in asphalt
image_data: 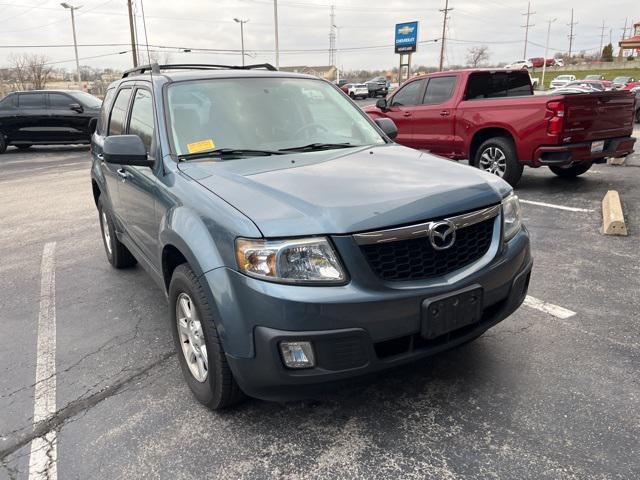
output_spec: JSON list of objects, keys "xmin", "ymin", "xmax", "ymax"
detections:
[{"xmin": 0, "ymin": 352, "xmax": 176, "ymax": 462}]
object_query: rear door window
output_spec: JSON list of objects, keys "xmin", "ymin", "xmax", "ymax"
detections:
[
  {"xmin": 0, "ymin": 95, "xmax": 17, "ymax": 110},
  {"xmin": 48, "ymin": 93, "xmax": 75, "ymax": 109},
  {"xmin": 19, "ymin": 93, "xmax": 46, "ymax": 109},
  {"xmin": 423, "ymin": 76, "xmax": 456, "ymax": 104},
  {"xmin": 465, "ymin": 72, "xmax": 533, "ymax": 100},
  {"xmin": 127, "ymin": 89, "xmax": 155, "ymax": 151},
  {"xmin": 98, "ymin": 89, "xmax": 116, "ymax": 135},
  {"xmin": 108, "ymin": 88, "xmax": 132, "ymax": 135},
  {"xmin": 391, "ymin": 79, "xmax": 426, "ymax": 106}
]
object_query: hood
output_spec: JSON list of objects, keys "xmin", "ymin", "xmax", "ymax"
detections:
[{"xmin": 179, "ymin": 144, "xmax": 511, "ymax": 237}]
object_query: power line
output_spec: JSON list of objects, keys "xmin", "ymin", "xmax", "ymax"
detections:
[
  {"xmin": 521, "ymin": 1, "xmax": 535, "ymax": 59},
  {"xmin": 567, "ymin": 8, "xmax": 577, "ymax": 57},
  {"xmin": 438, "ymin": 0, "xmax": 453, "ymax": 71}
]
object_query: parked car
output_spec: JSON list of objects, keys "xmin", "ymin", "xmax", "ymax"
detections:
[
  {"xmin": 91, "ymin": 63, "xmax": 533, "ymax": 409},
  {"xmin": 622, "ymin": 81, "xmax": 640, "ymax": 91},
  {"xmin": 584, "ymin": 74, "xmax": 606, "ymax": 81},
  {"xmin": 528, "ymin": 57, "xmax": 544, "ymax": 68},
  {"xmin": 563, "ymin": 80, "xmax": 611, "ymax": 92},
  {"xmin": 549, "ymin": 75, "xmax": 576, "ymax": 89},
  {"xmin": 548, "ymin": 86, "xmax": 594, "ymax": 95},
  {"xmin": 344, "ymin": 83, "xmax": 369, "ymax": 99},
  {"xmin": 632, "ymin": 86, "xmax": 640, "ymax": 123},
  {"xmin": 365, "ymin": 69, "xmax": 636, "ymax": 186},
  {"xmin": 554, "ymin": 59, "xmax": 565, "ymax": 67},
  {"xmin": 366, "ymin": 76, "xmax": 389, "ymax": 97},
  {"xmin": 505, "ymin": 60, "xmax": 532, "ymax": 69},
  {"xmin": 0, "ymin": 90, "xmax": 101, "ymax": 153},
  {"xmin": 335, "ymin": 79, "xmax": 349, "ymax": 89},
  {"xmin": 545, "ymin": 58, "xmax": 556, "ymax": 67},
  {"xmin": 612, "ymin": 76, "xmax": 637, "ymax": 89}
]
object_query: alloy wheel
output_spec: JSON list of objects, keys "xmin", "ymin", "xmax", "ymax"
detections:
[
  {"xmin": 479, "ymin": 147, "xmax": 507, "ymax": 177},
  {"xmin": 176, "ymin": 292, "xmax": 208, "ymax": 383},
  {"xmin": 101, "ymin": 211, "xmax": 112, "ymax": 255}
]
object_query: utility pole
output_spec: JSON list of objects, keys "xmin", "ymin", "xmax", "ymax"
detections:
[
  {"xmin": 438, "ymin": 0, "xmax": 453, "ymax": 71},
  {"xmin": 620, "ymin": 18, "xmax": 629, "ymax": 58},
  {"xmin": 60, "ymin": 3, "xmax": 82, "ymax": 90},
  {"xmin": 234, "ymin": 18, "xmax": 249, "ymax": 66},
  {"xmin": 328, "ymin": 5, "xmax": 336, "ymax": 66},
  {"xmin": 599, "ymin": 20, "xmax": 607, "ymax": 58},
  {"xmin": 273, "ymin": 0, "xmax": 280, "ymax": 69},
  {"xmin": 567, "ymin": 8, "xmax": 577, "ymax": 58},
  {"xmin": 127, "ymin": 0, "xmax": 138, "ymax": 67},
  {"xmin": 521, "ymin": 1, "xmax": 535, "ymax": 60},
  {"xmin": 541, "ymin": 18, "xmax": 556, "ymax": 90}
]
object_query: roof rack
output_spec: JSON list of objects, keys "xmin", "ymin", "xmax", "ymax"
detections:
[{"xmin": 121, "ymin": 63, "xmax": 277, "ymax": 78}]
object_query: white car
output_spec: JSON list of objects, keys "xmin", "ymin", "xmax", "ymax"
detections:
[
  {"xmin": 554, "ymin": 58, "xmax": 565, "ymax": 67},
  {"xmin": 346, "ymin": 83, "xmax": 369, "ymax": 99},
  {"xmin": 550, "ymin": 75, "xmax": 576, "ymax": 89},
  {"xmin": 505, "ymin": 60, "xmax": 533, "ymax": 70}
]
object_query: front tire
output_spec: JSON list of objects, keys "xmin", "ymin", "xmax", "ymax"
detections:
[
  {"xmin": 0, "ymin": 133, "xmax": 6, "ymax": 154},
  {"xmin": 169, "ymin": 264, "xmax": 245, "ymax": 410},
  {"xmin": 97, "ymin": 197, "xmax": 137, "ymax": 268},
  {"xmin": 16, "ymin": 144, "xmax": 32, "ymax": 151},
  {"xmin": 473, "ymin": 137, "xmax": 524, "ymax": 187},
  {"xmin": 349, "ymin": 92, "xmax": 355, "ymax": 99},
  {"xmin": 549, "ymin": 162, "xmax": 592, "ymax": 178}
]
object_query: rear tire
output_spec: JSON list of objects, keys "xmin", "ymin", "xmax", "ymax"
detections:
[
  {"xmin": 97, "ymin": 196, "xmax": 137, "ymax": 268},
  {"xmin": 349, "ymin": 92, "xmax": 355, "ymax": 99},
  {"xmin": 636, "ymin": 109, "xmax": 640, "ymax": 123},
  {"xmin": 0, "ymin": 133, "xmax": 6, "ymax": 154},
  {"xmin": 16, "ymin": 144, "xmax": 32, "ymax": 151},
  {"xmin": 169, "ymin": 264, "xmax": 245, "ymax": 410},
  {"xmin": 473, "ymin": 137, "xmax": 524, "ymax": 187},
  {"xmin": 549, "ymin": 162, "xmax": 592, "ymax": 178}
]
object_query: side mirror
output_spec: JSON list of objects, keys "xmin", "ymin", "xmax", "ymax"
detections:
[
  {"xmin": 376, "ymin": 98, "xmax": 388, "ymax": 110},
  {"xmin": 374, "ymin": 118, "xmax": 398, "ymax": 140},
  {"xmin": 103, "ymin": 135, "xmax": 153, "ymax": 167},
  {"xmin": 88, "ymin": 118, "xmax": 98, "ymax": 135},
  {"xmin": 69, "ymin": 102, "xmax": 83, "ymax": 113}
]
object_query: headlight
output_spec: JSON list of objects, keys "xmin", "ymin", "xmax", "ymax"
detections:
[
  {"xmin": 235, "ymin": 237, "xmax": 346, "ymax": 284},
  {"xmin": 502, "ymin": 193, "xmax": 522, "ymax": 241}
]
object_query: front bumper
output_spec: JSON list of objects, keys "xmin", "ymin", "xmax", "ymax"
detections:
[
  {"xmin": 204, "ymin": 228, "xmax": 532, "ymax": 401},
  {"xmin": 533, "ymin": 135, "xmax": 636, "ymax": 167}
]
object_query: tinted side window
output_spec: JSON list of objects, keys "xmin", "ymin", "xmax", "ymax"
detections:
[
  {"xmin": 98, "ymin": 89, "xmax": 116, "ymax": 136},
  {"xmin": 391, "ymin": 79, "xmax": 425, "ymax": 107},
  {"xmin": 128, "ymin": 89, "xmax": 154, "ymax": 151},
  {"xmin": 108, "ymin": 88, "xmax": 132, "ymax": 135},
  {"xmin": 19, "ymin": 93, "xmax": 46, "ymax": 109},
  {"xmin": 466, "ymin": 72, "xmax": 532, "ymax": 100},
  {"xmin": 0, "ymin": 95, "xmax": 17, "ymax": 110},
  {"xmin": 48, "ymin": 93, "xmax": 75, "ymax": 109},
  {"xmin": 423, "ymin": 76, "xmax": 456, "ymax": 104}
]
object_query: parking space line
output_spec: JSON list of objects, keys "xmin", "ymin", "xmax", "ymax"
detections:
[
  {"xmin": 524, "ymin": 295, "xmax": 576, "ymax": 319},
  {"xmin": 519, "ymin": 199, "xmax": 594, "ymax": 213},
  {"xmin": 28, "ymin": 242, "xmax": 57, "ymax": 480}
]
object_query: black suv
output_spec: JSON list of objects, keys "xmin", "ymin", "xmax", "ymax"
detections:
[
  {"xmin": 0, "ymin": 90, "xmax": 101, "ymax": 153},
  {"xmin": 366, "ymin": 76, "xmax": 389, "ymax": 98}
]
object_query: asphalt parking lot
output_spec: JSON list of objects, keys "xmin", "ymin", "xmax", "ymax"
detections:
[{"xmin": 1, "ymin": 125, "xmax": 639, "ymax": 479}]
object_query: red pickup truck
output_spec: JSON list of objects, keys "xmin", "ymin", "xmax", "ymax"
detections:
[{"xmin": 364, "ymin": 69, "xmax": 636, "ymax": 186}]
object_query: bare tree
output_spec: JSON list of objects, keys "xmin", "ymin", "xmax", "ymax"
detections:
[
  {"xmin": 466, "ymin": 46, "xmax": 490, "ymax": 68},
  {"xmin": 8, "ymin": 53, "xmax": 51, "ymax": 90}
]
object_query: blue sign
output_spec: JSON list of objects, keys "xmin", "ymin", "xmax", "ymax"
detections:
[{"xmin": 395, "ymin": 21, "xmax": 419, "ymax": 54}]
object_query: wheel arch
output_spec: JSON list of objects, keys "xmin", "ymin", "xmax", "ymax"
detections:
[{"xmin": 469, "ymin": 127, "xmax": 516, "ymax": 165}]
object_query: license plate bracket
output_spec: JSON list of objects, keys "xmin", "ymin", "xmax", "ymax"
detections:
[
  {"xmin": 591, "ymin": 140, "xmax": 605, "ymax": 153},
  {"xmin": 421, "ymin": 286, "xmax": 484, "ymax": 339}
]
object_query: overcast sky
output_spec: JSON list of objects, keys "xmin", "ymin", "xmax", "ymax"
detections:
[{"xmin": 0, "ymin": 0, "xmax": 635, "ymax": 72}]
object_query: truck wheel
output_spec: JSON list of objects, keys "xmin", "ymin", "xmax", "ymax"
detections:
[
  {"xmin": 98, "ymin": 197, "xmax": 137, "ymax": 268},
  {"xmin": 169, "ymin": 264, "xmax": 245, "ymax": 410},
  {"xmin": 474, "ymin": 137, "xmax": 523, "ymax": 187},
  {"xmin": 349, "ymin": 92, "xmax": 355, "ymax": 99},
  {"xmin": 16, "ymin": 144, "xmax": 32, "ymax": 151},
  {"xmin": 0, "ymin": 133, "xmax": 6, "ymax": 154},
  {"xmin": 549, "ymin": 162, "xmax": 592, "ymax": 178}
]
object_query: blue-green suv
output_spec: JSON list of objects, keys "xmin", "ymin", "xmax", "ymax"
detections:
[{"xmin": 91, "ymin": 64, "xmax": 532, "ymax": 409}]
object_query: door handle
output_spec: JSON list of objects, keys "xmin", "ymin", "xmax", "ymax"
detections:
[
  {"xmin": 439, "ymin": 110, "xmax": 450, "ymax": 116},
  {"xmin": 403, "ymin": 112, "xmax": 412, "ymax": 117},
  {"xmin": 117, "ymin": 168, "xmax": 130, "ymax": 180}
]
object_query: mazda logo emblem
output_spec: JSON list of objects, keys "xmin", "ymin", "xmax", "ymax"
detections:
[{"xmin": 429, "ymin": 220, "xmax": 456, "ymax": 250}]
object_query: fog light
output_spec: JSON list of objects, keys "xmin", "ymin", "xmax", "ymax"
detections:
[{"xmin": 279, "ymin": 341, "xmax": 315, "ymax": 369}]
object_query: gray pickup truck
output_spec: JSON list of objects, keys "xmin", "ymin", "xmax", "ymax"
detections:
[{"xmin": 91, "ymin": 63, "xmax": 532, "ymax": 409}]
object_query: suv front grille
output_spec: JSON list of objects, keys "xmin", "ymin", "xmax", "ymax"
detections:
[{"xmin": 359, "ymin": 217, "xmax": 496, "ymax": 282}]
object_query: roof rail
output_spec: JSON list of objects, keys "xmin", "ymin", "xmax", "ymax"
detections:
[{"xmin": 121, "ymin": 62, "xmax": 277, "ymax": 78}]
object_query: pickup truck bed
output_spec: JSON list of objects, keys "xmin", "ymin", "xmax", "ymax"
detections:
[{"xmin": 365, "ymin": 69, "xmax": 636, "ymax": 186}]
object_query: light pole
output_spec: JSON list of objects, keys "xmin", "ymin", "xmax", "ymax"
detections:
[
  {"xmin": 332, "ymin": 24, "xmax": 340, "ymax": 83},
  {"xmin": 234, "ymin": 18, "xmax": 249, "ymax": 67},
  {"xmin": 541, "ymin": 18, "xmax": 557, "ymax": 91},
  {"xmin": 61, "ymin": 2, "xmax": 82, "ymax": 90},
  {"xmin": 273, "ymin": 1, "xmax": 279, "ymax": 69}
]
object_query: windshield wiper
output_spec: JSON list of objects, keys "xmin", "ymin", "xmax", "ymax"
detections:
[
  {"xmin": 178, "ymin": 148, "xmax": 284, "ymax": 161},
  {"xmin": 278, "ymin": 142, "xmax": 359, "ymax": 153}
]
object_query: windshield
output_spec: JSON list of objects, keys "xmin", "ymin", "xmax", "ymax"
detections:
[
  {"xmin": 613, "ymin": 77, "xmax": 629, "ymax": 82},
  {"xmin": 556, "ymin": 76, "xmax": 572, "ymax": 80},
  {"xmin": 69, "ymin": 91, "xmax": 102, "ymax": 108},
  {"xmin": 166, "ymin": 77, "xmax": 385, "ymax": 157}
]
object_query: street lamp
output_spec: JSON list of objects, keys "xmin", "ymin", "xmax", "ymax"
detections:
[
  {"xmin": 541, "ymin": 18, "xmax": 557, "ymax": 91},
  {"xmin": 233, "ymin": 18, "xmax": 249, "ymax": 67},
  {"xmin": 61, "ymin": 2, "xmax": 82, "ymax": 90}
]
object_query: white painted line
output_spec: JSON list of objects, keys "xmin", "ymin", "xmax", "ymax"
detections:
[
  {"xmin": 524, "ymin": 295, "xmax": 576, "ymax": 319},
  {"xmin": 519, "ymin": 199, "xmax": 594, "ymax": 213},
  {"xmin": 28, "ymin": 242, "xmax": 57, "ymax": 480}
]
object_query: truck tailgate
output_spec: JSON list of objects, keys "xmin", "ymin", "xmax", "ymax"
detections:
[{"xmin": 562, "ymin": 91, "xmax": 635, "ymax": 142}]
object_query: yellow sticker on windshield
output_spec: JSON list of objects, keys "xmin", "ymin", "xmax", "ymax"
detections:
[{"xmin": 187, "ymin": 139, "xmax": 215, "ymax": 154}]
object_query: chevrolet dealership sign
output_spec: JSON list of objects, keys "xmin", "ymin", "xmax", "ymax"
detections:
[{"xmin": 395, "ymin": 21, "xmax": 419, "ymax": 53}]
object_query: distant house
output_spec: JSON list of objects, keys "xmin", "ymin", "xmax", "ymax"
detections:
[{"xmin": 279, "ymin": 65, "xmax": 337, "ymax": 81}]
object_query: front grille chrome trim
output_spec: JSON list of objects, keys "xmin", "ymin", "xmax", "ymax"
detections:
[{"xmin": 353, "ymin": 204, "xmax": 501, "ymax": 245}]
